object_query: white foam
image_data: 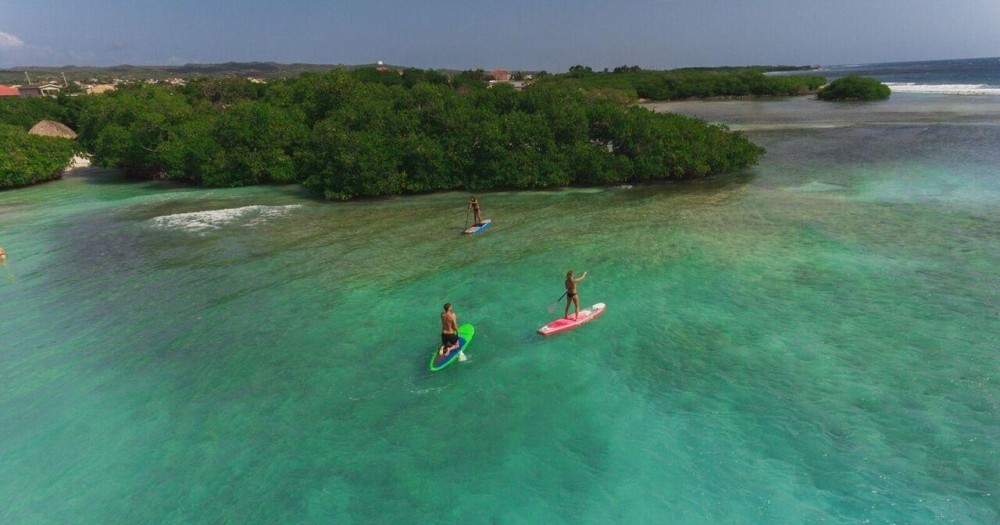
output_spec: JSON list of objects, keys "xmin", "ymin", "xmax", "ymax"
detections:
[
  {"xmin": 149, "ymin": 204, "xmax": 303, "ymax": 232},
  {"xmin": 886, "ymin": 83, "xmax": 1000, "ymax": 96},
  {"xmin": 410, "ymin": 386, "xmax": 448, "ymax": 395},
  {"xmin": 785, "ymin": 182, "xmax": 848, "ymax": 193},
  {"xmin": 729, "ymin": 123, "xmax": 848, "ymax": 131}
]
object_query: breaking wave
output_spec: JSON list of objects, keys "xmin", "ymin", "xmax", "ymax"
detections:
[
  {"xmin": 149, "ymin": 205, "xmax": 303, "ymax": 232},
  {"xmin": 886, "ymin": 83, "xmax": 1000, "ymax": 96}
]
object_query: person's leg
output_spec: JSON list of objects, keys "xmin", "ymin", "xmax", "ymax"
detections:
[
  {"xmin": 565, "ymin": 295, "xmax": 571, "ymax": 318},
  {"xmin": 573, "ymin": 296, "xmax": 581, "ymax": 318}
]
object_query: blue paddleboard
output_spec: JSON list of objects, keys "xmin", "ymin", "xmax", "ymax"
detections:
[{"xmin": 464, "ymin": 219, "xmax": 492, "ymax": 234}]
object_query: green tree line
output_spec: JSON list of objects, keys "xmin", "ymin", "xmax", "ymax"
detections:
[
  {"xmin": 0, "ymin": 96, "xmax": 74, "ymax": 130},
  {"xmin": 534, "ymin": 68, "xmax": 826, "ymax": 101},
  {"xmin": 4, "ymin": 67, "xmax": 767, "ymax": 197},
  {"xmin": 0, "ymin": 124, "xmax": 78, "ymax": 189},
  {"xmin": 817, "ymin": 76, "xmax": 891, "ymax": 101}
]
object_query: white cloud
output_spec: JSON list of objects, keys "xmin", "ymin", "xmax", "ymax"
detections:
[{"xmin": 0, "ymin": 31, "xmax": 26, "ymax": 49}]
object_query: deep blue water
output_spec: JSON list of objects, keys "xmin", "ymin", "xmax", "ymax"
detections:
[{"xmin": 817, "ymin": 57, "xmax": 1000, "ymax": 95}]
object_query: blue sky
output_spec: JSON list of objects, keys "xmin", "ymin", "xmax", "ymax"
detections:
[{"xmin": 1, "ymin": 0, "xmax": 998, "ymax": 70}]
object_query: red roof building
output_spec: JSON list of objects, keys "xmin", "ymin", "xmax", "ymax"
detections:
[
  {"xmin": 0, "ymin": 85, "xmax": 19, "ymax": 97},
  {"xmin": 490, "ymin": 69, "xmax": 511, "ymax": 81}
]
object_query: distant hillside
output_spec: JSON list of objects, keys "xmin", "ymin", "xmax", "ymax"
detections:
[
  {"xmin": 0, "ymin": 62, "xmax": 812, "ymax": 86},
  {"xmin": 0, "ymin": 62, "xmax": 398, "ymax": 84}
]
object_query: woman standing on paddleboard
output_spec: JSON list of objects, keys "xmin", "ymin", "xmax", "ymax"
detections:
[
  {"xmin": 468, "ymin": 196, "xmax": 483, "ymax": 226},
  {"xmin": 565, "ymin": 270, "xmax": 587, "ymax": 319}
]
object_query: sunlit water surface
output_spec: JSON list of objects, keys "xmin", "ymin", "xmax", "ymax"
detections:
[{"xmin": 2, "ymin": 93, "xmax": 998, "ymax": 524}]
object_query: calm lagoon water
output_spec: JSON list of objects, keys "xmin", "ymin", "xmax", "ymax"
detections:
[{"xmin": 2, "ymin": 93, "xmax": 998, "ymax": 524}]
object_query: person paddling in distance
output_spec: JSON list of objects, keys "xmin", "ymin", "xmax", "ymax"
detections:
[
  {"xmin": 468, "ymin": 196, "xmax": 483, "ymax": 226},
  {"xmin": 439, "ymin": 303, "xmax": 460, "ymax": 357},
  {"xmin": 564, "ymin": 270, "xmax": 588, "ymax": 319}
]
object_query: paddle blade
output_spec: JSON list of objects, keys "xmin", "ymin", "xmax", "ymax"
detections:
[{"xmin": 547, "ymin": 292, "xmax": 567, "ymax": 313}]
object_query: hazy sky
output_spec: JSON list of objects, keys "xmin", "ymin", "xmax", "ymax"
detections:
[{"xmin": 2, "ymin": 0, "xmax": 999, "ymax": 70}]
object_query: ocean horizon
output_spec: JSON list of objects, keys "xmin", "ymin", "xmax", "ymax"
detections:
[{"xmin": 807, "ymin": 56, "xmax": 1000, "ymax": 95}]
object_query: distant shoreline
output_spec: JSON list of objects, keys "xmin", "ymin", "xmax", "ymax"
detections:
[{"xmin": 638, "ymin": 92, "xmax": 821, "ymax": 104}]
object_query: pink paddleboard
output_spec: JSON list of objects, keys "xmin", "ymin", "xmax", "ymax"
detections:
[{"xmin": 537, "ymin": 303, "xmax": 606, "ymax": 336}]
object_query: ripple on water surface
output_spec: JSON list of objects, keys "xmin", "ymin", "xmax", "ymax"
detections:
[{"xmin": 1, "ymin": 96, "xmax": 999, "ymax": 524}]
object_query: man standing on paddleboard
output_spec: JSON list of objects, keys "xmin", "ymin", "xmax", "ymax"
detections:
[
  {"xmin": 565, "ymin": 270, "xmax": 587, "ymax": 319},
  {"xmin": 439, "ymin": 303, "xmax": 460, "ymax": 357}
]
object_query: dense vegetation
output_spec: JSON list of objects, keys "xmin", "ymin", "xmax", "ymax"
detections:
[
  {"xmin": 3, "ymin": 67, "xmax": 767, "ymax": 197},
  {"xmin": 817, "ymin": 76, "xmax": 891, "ymax": 101},
  {"xmin": 0, "ymin": 62, "xmax": 359, "ymax": 84},
  {"xmin": 532, "ymin": 66, "xmax": 826, "ymax": 101},
  {"xmin": 0, "ymin": 96, "xmax": 72, "ymax": 130},
  {"xmin": 71, "ymin": 69, "xmax": 763, "ymax": 198},
  {"xmin": 0, "ymin": 124, "xmax": 78, "ymax": 189}
]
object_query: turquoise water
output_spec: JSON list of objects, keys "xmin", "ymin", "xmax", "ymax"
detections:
[{"xmin": 2, "ymin": 93, "xmax": 998, "ymax": 524}]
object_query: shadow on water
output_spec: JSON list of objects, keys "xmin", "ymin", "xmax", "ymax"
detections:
[
  {"xmin": 563, "ymin": 170, "xmax": 757, "ymax": 198},
  {"xmin": 68, "ymin": 165, "xmax": 325, "ymax": 204},
  {"xmin": 668, "ymin": 169, "xmax": 757, "ymax": 195},
  {"xmin": 63, "ymin": 166, "xmax": 129, "ymax": 185}
]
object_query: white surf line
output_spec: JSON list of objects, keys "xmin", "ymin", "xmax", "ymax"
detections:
[
  {"xmin": 149, "ymin": 204, "xmax": 303, "ymax": 232},
  {"xmin": 886, "ymin": 83, "xmax": 1000, "ymax": 96}
]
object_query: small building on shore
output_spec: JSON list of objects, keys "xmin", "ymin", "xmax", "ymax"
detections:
[
  {"xmin": 18, "ymin": 83, "xmax": 62, "ymax": 98},
  {"xmin": 0, "ymin": 85, "xmax": 18, "ymax": 97},
  {"xmin": 86, "ymin": 84, "xmax": 116, "ymax": 95},
  {"xmin": 490, "ymin": 68, "xmax": 511, "ymax": 81},
  {"xmin": 29, "ymin": 120, "xmax": 77, "ymax": 139},
  {"xmin": 487, "ymin": 79, "xmax": 527, "ymax": 91}
]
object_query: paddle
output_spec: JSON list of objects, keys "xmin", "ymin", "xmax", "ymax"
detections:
[
  {"xmin": 464, "ymin": 207, "xmax": 471, "ymax": 230},
  {"xmin": 547, "ymin": 291, "xmax": 568, "ymax": 313}
]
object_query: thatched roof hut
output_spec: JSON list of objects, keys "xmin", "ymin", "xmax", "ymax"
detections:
[{"xmin": 29, "ymin": 120, "xmax": 77, "ymax": 139}]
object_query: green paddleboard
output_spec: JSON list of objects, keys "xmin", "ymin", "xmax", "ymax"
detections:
[{"xmin": 429, "ymin": 324, "xmax": 474, "ymax": 372}]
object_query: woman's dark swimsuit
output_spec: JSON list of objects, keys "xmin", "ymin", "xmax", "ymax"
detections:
[{"xmin": 566, "ymin": 292, "xmax": 577, "ymax": 298}]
